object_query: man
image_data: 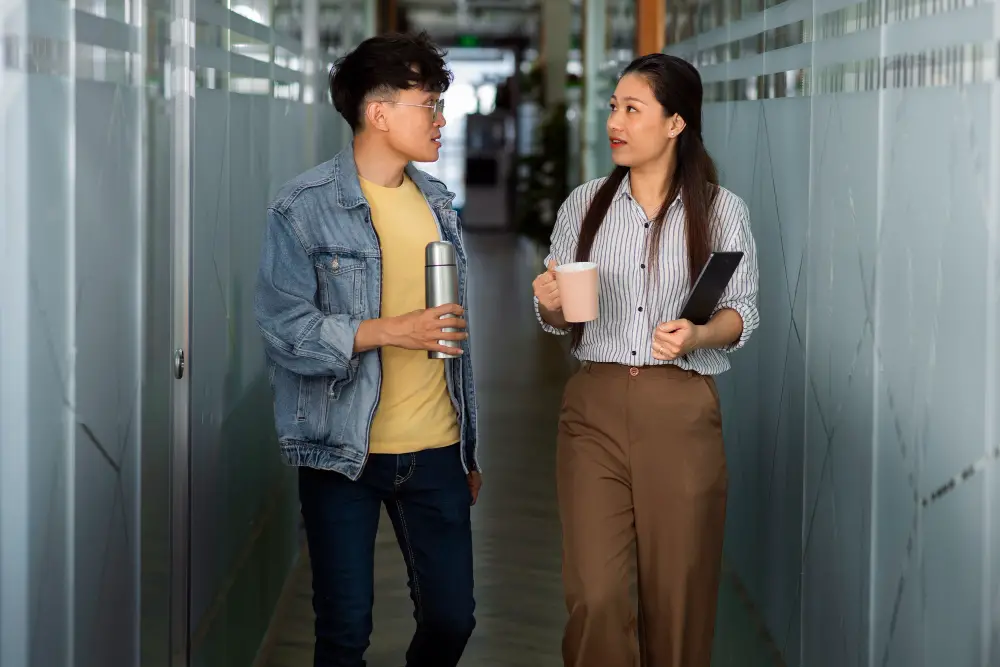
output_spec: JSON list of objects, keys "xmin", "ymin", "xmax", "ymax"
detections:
[{"xmin": 254, "ymin": 31, "xmax": 481, "ymax": 667}]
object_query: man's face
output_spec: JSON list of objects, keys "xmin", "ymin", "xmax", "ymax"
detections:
[{"xmin": 380, "ymin": 87, "xmax": 447, "ymax": 163}]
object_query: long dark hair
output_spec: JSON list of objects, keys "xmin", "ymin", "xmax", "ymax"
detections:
[{"xmin": 570, "ymin": 54, "xmax": 718, "ymax": 349}]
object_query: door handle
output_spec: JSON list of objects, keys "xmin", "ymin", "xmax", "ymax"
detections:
[{"xmin": 173, "ymin": 348, "xmax": 185, "ymax": 379}]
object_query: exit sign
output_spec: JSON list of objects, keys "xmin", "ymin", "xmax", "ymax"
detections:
[{"xmin": 457, "ymin": 34, "xmax": 480, "ymax": 47}]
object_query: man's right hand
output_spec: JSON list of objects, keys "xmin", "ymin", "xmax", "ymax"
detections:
[
  {"xmin": 383, "ymin": 303, "xmax": 467, "ymax": 356},
  {"xmin": 532, "ymin": 260, "xmax": 561, "ymax": 313}
]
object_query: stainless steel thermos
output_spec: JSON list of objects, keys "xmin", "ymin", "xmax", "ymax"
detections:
[{"xmin": 425, "ymin": 241, "xmax": 460, "ymax": 359}]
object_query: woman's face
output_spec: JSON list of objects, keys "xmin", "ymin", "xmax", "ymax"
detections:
[{"xmin": 606, "ymin": 73, "xmax": 683, "ymax": 168}]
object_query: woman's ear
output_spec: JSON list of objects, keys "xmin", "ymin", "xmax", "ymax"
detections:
[{"xmin": 669, "ymin": 113, "xmax": 687, "ymax": 138}]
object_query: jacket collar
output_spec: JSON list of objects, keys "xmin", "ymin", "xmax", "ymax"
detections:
[{"xmin": 331, "ymin": 140, "xmax": 456, "ymax": 210}]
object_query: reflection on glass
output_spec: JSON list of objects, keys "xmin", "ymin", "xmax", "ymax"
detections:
[
  {"xmin": 766, "ymin": 21, "xmax": 806, "ymax": 52},
  {"xmin": 727, "ymin": 0, "xmax": 743, "ymax": 23},
  {"xmin": 77, "ymin": 0, "xmax": 129, "ymax": 21},
  {"xmin": 231, "ymin": 1, "xmax": 269, "ymax": 26},
  {"xmin": 817, "ymin": 0, "xmax": 882, "ymax": 39}
]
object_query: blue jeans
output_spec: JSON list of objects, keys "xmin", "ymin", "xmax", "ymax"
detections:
[{"xmin": 298, "ymin": 443, "xmax": 476, "ymax": 667}]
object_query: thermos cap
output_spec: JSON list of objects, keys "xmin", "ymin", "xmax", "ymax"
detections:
[{"xmin": 426, "ymin": 241, "xmax": 456, "ymax": 266}]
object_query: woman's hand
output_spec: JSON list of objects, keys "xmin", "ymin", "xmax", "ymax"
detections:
[
  {"xmin": 532, "ymin": 260, "xmax": 561, "ymax": 312},
  {"xmin": 533, "ymin": 260, "xmax": 569, "ymax": 330},
  {"xmin": 652, "ymin": 319, "xmax": 702, "ymax": 360}
]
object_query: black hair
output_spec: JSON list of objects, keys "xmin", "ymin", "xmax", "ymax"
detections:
[
  {"xmin": 571, "ymin": 53, "xmax": 719, "ymax": 350},
  {"xmin": 329, "ymin": 31, "xmax": 453, "ymax": 133}
]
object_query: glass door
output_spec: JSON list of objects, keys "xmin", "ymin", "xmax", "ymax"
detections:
[
  {"xmin": 140, "ymin": 0, "xmax": 193, "ymax": 665},
  {"xmin": 168, "ymin": 0, "xmax": 194, "ymax": 663}
]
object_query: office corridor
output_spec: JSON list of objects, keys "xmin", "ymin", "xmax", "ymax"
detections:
[
  {"xmin": 5, "ymin": 0, "xmax": 1000, "ymax": 662},
  {"xmin": 258, "ymin": 234, "xmax": 781, "ymax": 667}
]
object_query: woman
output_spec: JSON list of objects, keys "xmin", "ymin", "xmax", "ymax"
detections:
[{"xmin": 532, "ymin": 54, "xmax": 759, "ymax": 667}]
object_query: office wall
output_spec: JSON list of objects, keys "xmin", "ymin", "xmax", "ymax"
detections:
[
  {"xmin": 0, "ymin": 1, "xmax": 356, "ymax": 666},
  {"xmin": 1, "ymin": 4, "xmax": 145, "ymax": 667},
  {"xmin": 185, "ymin": 7, "xmax": 354, "ymax": 666},
  {"xmin": 665, "ymin": 0, "xmax": 1000, "ymax": 664}
]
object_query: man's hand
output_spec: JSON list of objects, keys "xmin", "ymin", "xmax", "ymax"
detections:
[
  {"xmin": 467, "ymin": 471, "xmax": 482, "ymax": 505},
  {"xmin": 354, "ymin": 303, "xmax": 468, "ymax": 356},
  {"xmin": 652, "ymin": 319, "xmax": 703, "ymax": 360},
  {"xmin": 383, "ymin": 303, "xmax": 467, "ymax": 356}
]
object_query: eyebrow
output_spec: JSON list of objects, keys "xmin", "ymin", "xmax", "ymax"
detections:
[{"xmin": 609, "ymin": 95, "xmax": 647, "ymax": 105}]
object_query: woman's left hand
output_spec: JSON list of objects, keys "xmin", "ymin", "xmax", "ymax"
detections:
[{"xmin": 652, "ymin": 319, "xmax": 702, "ymax": 360}]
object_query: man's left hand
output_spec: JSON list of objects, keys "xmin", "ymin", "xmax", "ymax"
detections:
[
  {"xmin": 652, "ymin": 319, "xmax": 702, "ymax": 360},
  {"xmin": 467, "ymin": 471, "xmax": 482, "ymax": 505}
]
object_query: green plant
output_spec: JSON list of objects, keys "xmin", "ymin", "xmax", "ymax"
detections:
[{"xmin": 514, "ymin": 101, "xmax": 570, "ymax": 244}]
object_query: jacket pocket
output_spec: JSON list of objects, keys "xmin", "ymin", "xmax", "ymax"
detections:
[
  {"xmin": 295, "ymin": 376, "xmax": 330, "ymax": 434},
  {"xmin": 328, "ymin": 376, "xmax": 343, "ymax": 401},
  {"xmin": 314, "ymin": 252, "xmax": 366, "ymax": 317}
]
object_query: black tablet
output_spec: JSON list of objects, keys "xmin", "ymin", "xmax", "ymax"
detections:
[{"xmin": 678, "ymin": 251, "xmax": 744, "ymax": 325}]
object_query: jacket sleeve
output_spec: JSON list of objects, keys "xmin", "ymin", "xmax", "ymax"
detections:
[{"xmin": 254, "ymin": 207, "xmax": 360, "ymax": 379}]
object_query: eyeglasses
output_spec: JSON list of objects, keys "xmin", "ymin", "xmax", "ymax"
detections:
[{"xmin": 379, "ymin": 99, "xmax": 445, "ymax": 122}]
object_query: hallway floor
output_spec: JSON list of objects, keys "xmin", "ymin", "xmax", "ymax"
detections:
[{"xmin": 259, "ymin": 234, "xmax": 781, "ymax": 667}]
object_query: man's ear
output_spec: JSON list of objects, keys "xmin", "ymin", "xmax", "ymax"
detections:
[{"xmin": 364, "ymin": 100, "xmax": 390, "ymax": 132}]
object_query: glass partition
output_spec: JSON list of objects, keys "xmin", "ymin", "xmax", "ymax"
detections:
[
  {"xmin": 185, "ymin": 3, "xmax": 360, "ymax": 666},
  {"xmin": 0, "ymin": 0, "xmax": 369, "ymax": 665},
  {"xmin": 581, "ymin": 0, "xmax": 635, "ymax": 181},
  {"xmin": 667, "ymin": 0, "xmax": 1000, "ymax": 663}
]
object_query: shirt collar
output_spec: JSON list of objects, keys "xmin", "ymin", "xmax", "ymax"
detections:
[
  {"xmin": 614, "ymin": 171, "xmax": 684, "ymax": 211},
  {"xmin": 614, "ymin": 171, "xmax": 633, "ymax": 201}
]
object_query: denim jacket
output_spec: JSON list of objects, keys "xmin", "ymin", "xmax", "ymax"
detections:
[{"xmin": 254, "ymin": 142, "xmax": 479, "ymax": 480}]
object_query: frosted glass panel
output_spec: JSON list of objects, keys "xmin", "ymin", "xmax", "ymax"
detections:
[
  {"xmin": 0, "ymin": 0, "xmax": 360, "ymax": 665},
  {"xmin": 25, "ymin": 72, "xmax": 76, "ymax": 667},
  {"xmin": 0, "ymin": 1, "xmax": 145, "ymax": 666},
  {"xmin": 74, "ymin": 78, "xmax": 143, "ymax": 667},
  {"xmin": 665, "ymin": 0, "xmax": 1000, "ymax": 662},
  {"xmin": 185, "ymin": 9, "xmax": 353, "ymax": 667}
]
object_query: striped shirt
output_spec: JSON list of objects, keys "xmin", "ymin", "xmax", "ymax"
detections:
[{"xmin": 534, "ymin": 173, "xmax": 759, "ymax": 376}]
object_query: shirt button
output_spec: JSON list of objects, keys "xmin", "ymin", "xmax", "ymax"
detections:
[
  {"xmin": 631, "ymin": 351, "xmax": 637, "ymax": 356},
  {"xmin": 637, "ymin": 307, "xmax": 643, "ymax": 312},
  {"xmin": 640, "ymin": 263, "xmax": 646, "ymax": 269},
  {"xmin": 644, "ymin": 223, "xmax": 650, "ymax": 229}
]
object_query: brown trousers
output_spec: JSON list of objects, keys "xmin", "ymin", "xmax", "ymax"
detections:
[{"xmin": 557, "ymin": 362, "xmax": 728, "ymax": 667}]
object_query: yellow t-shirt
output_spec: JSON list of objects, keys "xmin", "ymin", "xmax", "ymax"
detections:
[{"xmin": 360, "ymin": 174, "xmax": 460, "ymax": 454}]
